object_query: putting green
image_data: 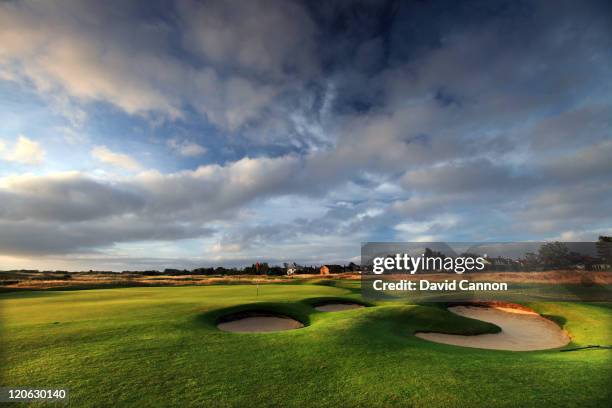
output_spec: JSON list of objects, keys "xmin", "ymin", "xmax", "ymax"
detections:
[{"xmin": 1, "ymin": 283, "xmax": 611, "ymax": 407}]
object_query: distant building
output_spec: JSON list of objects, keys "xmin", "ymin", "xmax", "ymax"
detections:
[
  {"xmin": 590, "ymin": 263, "xmax": 611, "ymax": 271},
  {"xmin": 285, "ymin": 262, "xmax": 302, "ymax": 276},
  {"xmin": 570, "ymin": 254, "xmax": 611, "ymax": 271},
  {"xmin": 320, "ymin": 265, "xmax": 344, "ymax": 275},
  {"xmin": 484, "ymin": 256, "xmax": 522, "ymax": 271}
]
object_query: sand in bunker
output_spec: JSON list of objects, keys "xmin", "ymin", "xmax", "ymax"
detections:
[
  {"xmin": 416, "ymin": 306, "xmax": 570, "ymax": 351},
  {"xmin": 315, "ymin": 303, "xmax": 364, "ymax": 312},
  {"xmin": 218, "ymin": 316, "xmax": 303, "ymax": 333}
]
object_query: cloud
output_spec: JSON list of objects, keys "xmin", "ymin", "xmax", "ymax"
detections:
[
  {"xmin": 178, "ymin": 0, "xmax": 318, "ymax": 78},
  {"xmin": 0, "ymin": 0, "xmax": 290, "ymax": 131},
  {"xmin": 0, "ymin": 155, "xmax": 303, "ymax": 254},
  {"xmin": 0, "ymin": 3, "xmax": 183, "ymax": 118},
  {"xmin": 0, "ymin": 172, "xmax": 144, "ymax": 222},
  {"xmin": 400, "ymin": 159, "xmax": 529, "ymax": 194},
  {"xmin": 131, "ymin": 155, "xmax": 303, "ymax": 220},
  {"xmin": 511, "ymin": 183, "xmax": 612, "ymax": 235},
  {"xmin": 394, "ymin": 214, "xmax": 461, "ymax": 242},
  {"xmin": 539, "ymin": 139, "xmax": 612, "ymax": 183},
  {"xmin": 0, "ymin": 218, "xmax": 213, "ymax": 256},
  {"xmin": 528, "ymin": 103, "xmax": 612, "ymax": 152},
  {"xmin": 91, "ymin": 146, "xmax": 142, "ymax": 171},
  {"xmin": 167, "ymin": 138, "xmax": 207, "ymax": 157},
  {"xmin": 1, "ymin": 135, "xmax": 45, "ymax": 164}
]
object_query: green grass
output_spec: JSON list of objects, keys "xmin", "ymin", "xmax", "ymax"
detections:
[{"xmin": 1, "ymin": 283, "xmax": 611, "ymax": 407}]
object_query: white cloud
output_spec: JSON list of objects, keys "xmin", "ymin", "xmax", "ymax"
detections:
[
  {"xmin": 0, "ymin": 0, "xmax": 287, "ymax": 131},
  {"xmin": 211, "ymin": 242, "xmax": 242, "ymax": 254},
  {"xmin": 0, "ymin": 155, "xmax": 302, "ymax": 255},
  {"xmin": 1, "ymin": 135, "xmax": 46, "ymax": 165},
  {"xmin": 181, "ymin": 143, "xmax": 207, "ymax": 157},
  {"xmin": 91, "ymin": 146, "xmax": 142, "ymax": 171},
  {"xmin": 167, "ymin": 138, "xmax": 207, "ymax": 157},
  {"xmin": 395, "ymin": 215, "xmax": 460, "ymax": 241}
]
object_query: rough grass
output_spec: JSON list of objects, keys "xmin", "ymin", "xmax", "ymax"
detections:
[{"xmin": 1, "ymin": 284, "xmax": 611, "ymax": 407}]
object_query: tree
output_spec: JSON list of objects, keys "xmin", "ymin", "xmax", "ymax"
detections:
[
  {"xmin": 424, "ymin": 248, "xmax": 445, "ymax": 258},
  {"xmin": 538, "ymin": 242, "xmax": 570, "ymax": 267},
  {"xmin": 258, "ymin": 262, "xmax": 270, "ymax": 275},
  {"xmin": 524, "ymin": 252, "xmax": 540, "ymax": 269},
  {"xmin": 596, "ymin": 236, "xmax": 612, "ymax": 263},
  {"xmin": 243, "ymin": 264, "xmax": 257, "ymax": 274}
]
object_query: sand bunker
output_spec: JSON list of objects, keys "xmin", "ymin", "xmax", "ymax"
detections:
[
  {"xmin": 217, "ymin": 314, "xmax": 303, "ymax": 333},
  {"xmin": 415, "ymin": 306, "xmax": 570, "ymax": 351},
  {"xmin": 315, "ymin": 303, "xmax": 365, "ymax": 312}
]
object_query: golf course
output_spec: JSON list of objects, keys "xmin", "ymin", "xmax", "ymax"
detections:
[{"xmin": 1, "ymin": 280, "xmax": 611, "ymax": 407}]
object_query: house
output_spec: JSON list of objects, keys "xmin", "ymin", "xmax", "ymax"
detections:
[
  {"xmin": 320, "ymin": 265, "xmax": 344, "ymax": 275},
  {"xmin": 285, "ymin": 262, "xmax": 302, "ymax": 276},
  {"xmin": 574, "ymin": 255, "xmax": 610, "ymax": 271},
  {"xmin": 485, "ymin": 256, "xmax": 522, "ymax": 271}
]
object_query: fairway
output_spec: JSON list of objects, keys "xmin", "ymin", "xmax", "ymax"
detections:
[{"xmin": 1, "ymin": 283, "xmax": 611, "ymax": 407}]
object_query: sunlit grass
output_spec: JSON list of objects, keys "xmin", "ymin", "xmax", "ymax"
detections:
[{"xmin": 1, "ymin": 284, "xmax": 610, "ymax": 407}]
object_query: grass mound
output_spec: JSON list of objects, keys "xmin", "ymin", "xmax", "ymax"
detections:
[
  {"xmin": 303, "ymin": 296, "xmax": 372, "ymax": 309},
  {"xmin": 202, "ymin": 301, "xmax": 313, "ymax": 328}
]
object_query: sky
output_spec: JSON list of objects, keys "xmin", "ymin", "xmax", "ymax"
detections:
[{"xmin": 0, "ymin": 0, "xmax": 611, "ymax": 271}]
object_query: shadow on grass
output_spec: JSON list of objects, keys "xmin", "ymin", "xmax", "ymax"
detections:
[
  {"xmin": 314, "ymin": 305, "xmax": 502, "ymax": 348},
  {"xmin": 541, "ymin": 314, "xmax": 567, "ymax": 328},
  {"xmin": 302, "ymin": 296, "xmax": 374, "ymax": 309},
  {"xmin": 311, "ymin": 279, "xmax": 362, "ymax": 294},
  {"xmin": 195, "ymin": 301, "xmax": 315, "ymax": 330},
  {"xmin": 0, "ymin": 290, "xmax": 64, "ymax": 299}
]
